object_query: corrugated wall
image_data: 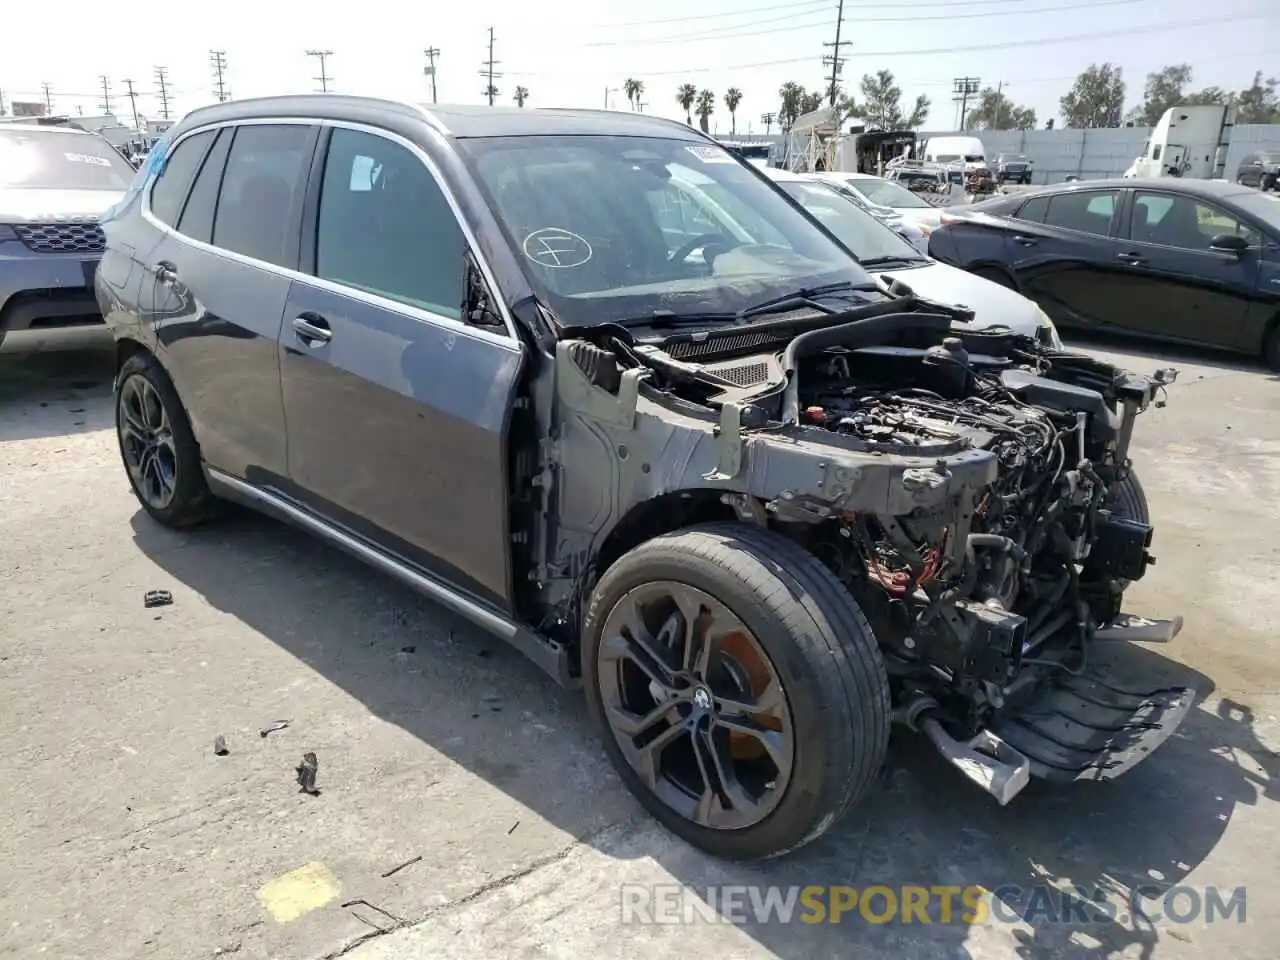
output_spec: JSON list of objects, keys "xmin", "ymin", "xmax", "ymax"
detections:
[{"xmin": 727, "ymin": 124, "xmax": 1280, "ymax": 183}]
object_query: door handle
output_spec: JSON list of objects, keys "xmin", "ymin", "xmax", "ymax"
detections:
[
  {"xmin": 1012, "ymin": 235, "xmax": 1038, "ymax": 247},
  {"xmin": 1117, "ymin": 251, "xmax": 1146, "ymax": 264},
  {"xmin": 153, "ymin": 260, "xmax": 177, "ymax": 283},
  {"xmin": 292, "ymin": 314, "xmax": 332, "ymax": 344}
]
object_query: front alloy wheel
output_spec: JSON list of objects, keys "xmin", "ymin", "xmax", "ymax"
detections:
[{"xmin": 596, "ymin": 581, "xmax": 794, "ymax": 831}]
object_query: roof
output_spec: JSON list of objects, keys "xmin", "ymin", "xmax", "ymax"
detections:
[
  {"xmin": 811, "ymin": 171, "xmax": 879, "ymax": 182},
  {"xmin": 0, "ymin": 122, "xmax": 96, "ymax": 136},
  {"xmin": 762, "ymin": 167, "xmax": 804, "ymax": 182},
  {"xmin": 174, "ymin": 94, "xmax": 706, "ymax": 141},
  {"xmin": 1014, "ymin": 176, "xmax": 1260, "ymax": 203}
]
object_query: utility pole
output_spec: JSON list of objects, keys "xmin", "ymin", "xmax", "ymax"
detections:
[
  {"xmin": 424, "ymin": 47, "xmax": 440, "ymax": 104},
  {"xmin": 99, "ymin": 75, "xmax": 114, "ymax": 115},
  {"xmin": 154, "ymin": 66, "xmax": 172, "ymax": 120},
  {"xmin": 951, "ymin": 76, "xmax": 980, "ymax": 131},
  {"xmin": 995, "ymin": 80, "xmax": 1005, "ymax": 129},
  {"xmin": 0, "ymin": 88, "xmax": 6, "ymax": 116},
  {"xmin": 306, "ymin": 50, "xmax": 335, "ymax": 93},
  {"xmin": 603, "ymin": 86, "xmax": 618, "ymax": 109},
  {"xmin": 478, "ymin": 27, "xmax": 501, "ymax": 105},
  {"xmin": 123, "ymin": 79, "xmax": 141, "ymax": 132},
  {"xmin": 761, "ymin": 112, "xmax": 776, "ymax": 136},
  {"xmin": 211, "ymin": 50, "xmax": 230, "ymax": 103},
  {"xmin": 41, "ymin": 82, "xmax": 53, "ymax": 115},
  {"xmin": 822, "ymin": 0, "xmax": 850, "ymax": 108}
]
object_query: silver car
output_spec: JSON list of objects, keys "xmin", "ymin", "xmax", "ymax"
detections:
[{"xmin": 0, "ymin": 123, "xmax": 134, "ymax": 350}]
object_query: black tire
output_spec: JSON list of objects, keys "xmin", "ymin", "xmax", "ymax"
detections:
[
  {"xmin": 1263, "ymin": 324, "xmax": 1280, "ymax": 372},
  {"xmin": 582, "ymin": 522, "xmax": 890, "ymax": 860},
  {"xmin": 1108, "ymin": 470, "xmax": 1150, "ymax": 526},
  {"xmin": 116, "ymin": 351, "xmax": 218, "ymax": 528}
]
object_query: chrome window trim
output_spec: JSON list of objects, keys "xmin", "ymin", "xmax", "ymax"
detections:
[{"xmin": 139, "ymin": 115, "xmax": 519, "ymax": 350}]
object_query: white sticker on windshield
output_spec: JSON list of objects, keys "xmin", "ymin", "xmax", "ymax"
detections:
[
  {"xmin": 64, "ymin": 152, "xmax": 112, "ymax": 167},
  {"xmin": 684, "ymin": 145, "xmax": 735, "ymax": 164}
]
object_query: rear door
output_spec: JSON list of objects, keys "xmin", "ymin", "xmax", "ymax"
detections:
[
  {"xmin": 279, "ymin": 124, "xmax": 523, "ymax": 610},
  {"xmin": 998, "ymin": 187, "xmax": 1130, "ymax": 332},
  {"xmin": 1112, "ymin": 188, "xmax": 1257, "ymax": 347},
  {"xmin": 142, "ymin": 121, "xmax": 319, "ymax": 483}
]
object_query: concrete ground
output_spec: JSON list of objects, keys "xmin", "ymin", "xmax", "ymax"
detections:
[{"xmin": 0, "ymin": 328, "xmax": 1276, "ymax": 960}]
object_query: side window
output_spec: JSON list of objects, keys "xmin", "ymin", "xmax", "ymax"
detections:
[
  {"xmin": 1131, "ymin": 192, "xmax": 1261, "ymax": 249},
  {"xmin": 1042, "ymin": 190, "xmax": 1119, "ymax": 237},
  {"xmin": 315, "ymin": 128, "xmax": 464, "ymax": 319},
  {"xmin": 212, "ymin": 124, "xmax": 314, "ymax": 269},
  {"xmin": 1152, "ymin": 144, "xmax": 1163, "ymax": 162},
  {"xmin": 147, "ymin": 130, "xmax": 215, "ymax": 228},
  {"xmin": 176, "ymin": 128, "xmax": 232, "ymax": 244},
  {"xmin": 1014, "ymin": 195, "xmax": 1049, "ymax": 223}
]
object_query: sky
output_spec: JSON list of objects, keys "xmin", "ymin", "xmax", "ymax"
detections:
[{"xmin": 1, "ymin": 0, "xmax": 1275, "ymax": 135}]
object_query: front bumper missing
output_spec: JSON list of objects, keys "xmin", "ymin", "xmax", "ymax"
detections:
[{"xmin": 910, "ymin": 612, "xmax": 1195, "ymax": 803}]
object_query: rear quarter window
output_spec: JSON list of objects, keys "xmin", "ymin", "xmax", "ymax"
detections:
[{"xmin": 148, "ymin": 130, "xmax": 216, "ymax": 228}]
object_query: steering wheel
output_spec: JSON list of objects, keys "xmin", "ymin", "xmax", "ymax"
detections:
[{"xmin": 669, "ymin": 233, "xmax": 740, "ymax": 265}]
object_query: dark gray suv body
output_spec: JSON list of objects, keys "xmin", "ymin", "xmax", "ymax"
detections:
[
  {"xmin": 0, "ymin": 123, "xmax": 134, "ymax": 349},
  {"xmin": 97, "ymin": 95, "xmax": 1190, "ymax": 861}
]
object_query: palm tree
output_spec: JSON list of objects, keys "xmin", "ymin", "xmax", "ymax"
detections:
[
  {"xmin": 778, "ymin": 81, "xmax": 803, "ymax": 130},
  {"xmin": 513, "ymin": 86, "xmax": 529, "ymax": 108},
  {"xmin": 724, "ymin": 87, "xmax": 742, "ymax": 135},
  {"xmin": 694, "ymin": 89, "xmax": 715, "ymax": 133},
  {"xmin": 624, "ymin": 77, "xmax": 644, "ymax": 111},
  {"xmin": 483, "ymin": 84, "xmax": 499, "ymax": 105},
  {"xmin": 676, "ymin": 83, "xmax": 697, "ymax": 125}
]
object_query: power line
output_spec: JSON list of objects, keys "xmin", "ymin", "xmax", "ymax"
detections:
[
  {"xmin": 154, "ymin": 66, "xmax": 172, "ymax": 119},
  {"xmin": 587, "ymin": 0, "xmax": 1147, "ymax": 46},
  {"xmin": 123, "ymin": 79, "xmax": 141, "ymax": 131},
  {"xmin": 211, "ymin": 50, "xmax": 230, "ymax": 103},
  {"xmin": 508, "ymin": 11, "xmax": 1270, "ymax": 77},
  {"xmin": 479, "ymin": 27, "xmax": 502, "ymax": 105},
  {"xmin": 306, "ymin": 49, "xmax": 335, "ymax": 93},
  {"xmin": 99, "ymin": 75, "xmax": 113, "ymax": 114},
  {"xmin": 952, "ymin": 76, "xmax": 981, "ymax": 129},
  {"xmin": 424, "ymin": 47, "xmax": 440, "ymax": 104}
]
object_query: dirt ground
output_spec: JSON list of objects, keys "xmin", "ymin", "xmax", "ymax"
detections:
[{"xmin": 0, "ymin": 328, "xmax": 1276, "ymax": 960}]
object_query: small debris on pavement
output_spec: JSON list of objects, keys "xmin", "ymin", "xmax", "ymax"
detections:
[
  {"xmin": 213, "ymin": 735, "xmax": 229, "ymax": 756},
  {"xmin": 259, "ymin": 720, "xmax": 290, "ymax": 738},
  {"xmin": 296, "ymin": 752, "xmax": 320, "ymax": 795},
  {"xmin": 380, "ymin": 855, "xmax": 423, "ymax": 878},
  {"xmin": 477, "ymin": 648, "xmax": 491, "ymax": 658},
  {"xmin": 507, "ymin": 820, "xmax": 520, "ymax": 835},
  {"xmin": 143, "ymin": 589, "xmax": 173, "ymax": 608},
  {"xmin": 400, "ymin": 645, "xmax": 417, "ymax": 654}
]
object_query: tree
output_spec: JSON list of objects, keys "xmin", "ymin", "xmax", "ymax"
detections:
[
  {"xmin": 851, "ymin": 70, "xmax": 929, "ymax": 129},
  {"xmin": 778, "ymin": 81, "xmax": 804, "ymax": 130},
  {"xmin": 1059, "ymin": 63, "xmax": 1125, "ymax": 128},
  {"xmin": 965, "ymin": 87, "xmax": 1036, "ymax": 130},
  {"xmin": 1131, "ymin": 64, "xmax": 1192, "ymax": 126},
  {"xmin": 695, "ymin": 89, "xmax": 715, "ymax": 133},
  {"xmin": 799, "ymin": 91, "xmax": 823, "ymax": 115},
  {"xmin": 724, "ymin": 87, "xmax": 743, "ymax": 135},
  {"xmin": 513, "ymin": 86, "xmax": 529, "ymax": 108},
  {"xmin": 483, "ymin": 84, "xmax": 500, "ymax": 105},
  {"xmin": 623, "ymin": 78, "xmax": 644, "ymax": 111},
  {"xmin": 676, "ymin": 83, "xmax": 697, "ymax": 125},
  {"xmin": 1235, "ymin": 71, "xmax": 1280, "ymax": 123}
]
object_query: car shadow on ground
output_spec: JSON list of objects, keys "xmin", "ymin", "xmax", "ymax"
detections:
[
  {"xmin": 0, "ymin": 338, "xmax": 116, "ymax": 442},
  {"xmin": 130, "ymin": 507, "xmax": 1274, "ymax": 959}
]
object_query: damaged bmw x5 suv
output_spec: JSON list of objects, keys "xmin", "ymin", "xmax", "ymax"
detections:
[{"xmin": 97, "ymin": 97, "xmax": 1189, "ymax": 860}]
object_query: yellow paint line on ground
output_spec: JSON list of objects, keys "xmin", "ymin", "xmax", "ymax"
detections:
[{"xmin": 257, "ymin": 861, "xmax": 340, "ymax": 923}]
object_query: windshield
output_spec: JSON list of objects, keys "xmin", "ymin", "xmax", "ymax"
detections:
[
  {"xmin": 842, "ymin": 176, "xmax": 932, "ymax": 209},
  {"xmin": 459, "ymin": 135, "xmax": 873, "ymax": 325},
  {"xmin": 774, "ymin": 180, "xmax": 921, "ymax": 263},
  {"xmin": 1229, "ymin": 190, "xmax": 1280, "ymax": 230},
  {"xmin": 0, "ymin": 129, "xmax": 134, "ymax": 191}
]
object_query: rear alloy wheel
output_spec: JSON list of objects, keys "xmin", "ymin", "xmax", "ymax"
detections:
[
  {"xmin": 583, "ymin": 522, "xmax": 890, "ymax": 860},
  {"xmin": 116, "ymin": 352, "xmax": 218, "ymax": 528}
]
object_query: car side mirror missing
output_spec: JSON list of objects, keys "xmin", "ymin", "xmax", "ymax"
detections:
[
  {"xmin": 463, "ymin": 251, "xmax": 505, "ymax": 328},
  {"xmin": 1209, "ymin": 233, "xmax": 1248, "ymax": 256}
]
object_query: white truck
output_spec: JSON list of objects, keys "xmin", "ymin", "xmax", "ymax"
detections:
[{"xmin": 1123, "ymin": 104, "xmax": 1235, "ymax": 180}]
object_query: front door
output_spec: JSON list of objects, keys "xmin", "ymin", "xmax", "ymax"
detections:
[
  {"xmin": 1113, "ymin": 189, "xmax": 1257, "ymax": 348},
  {"xmin": 279, "ymin": 125, "xmax": 522, "ymax": 610}
]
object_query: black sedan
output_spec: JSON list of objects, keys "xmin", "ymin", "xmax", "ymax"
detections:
[{"xmin": 926, "ymin": 178, "xmax": 1280, "ymax": 368}]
